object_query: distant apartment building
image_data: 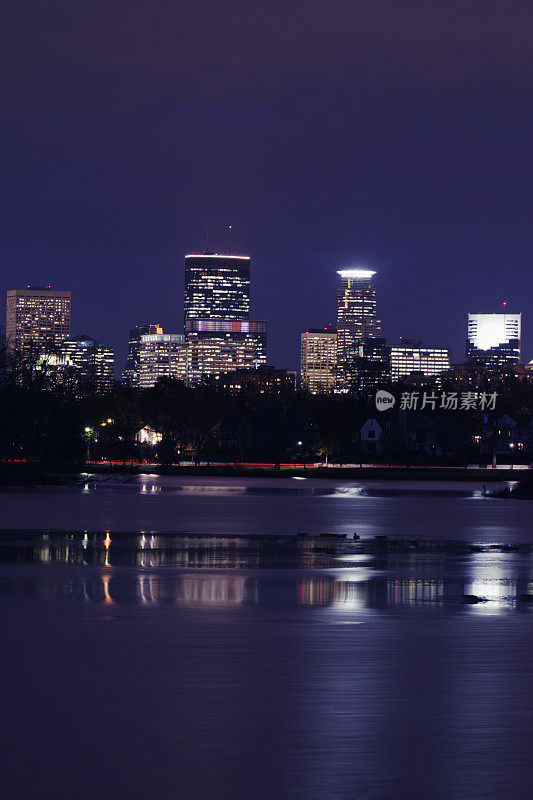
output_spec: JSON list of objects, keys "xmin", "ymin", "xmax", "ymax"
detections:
[
  {"xmin": 139, "ymin": 332, "xmax": 188, "ymax": 388},
  {"xmin": 466, "ymin": 313, "xmax": 521, "ymax": 369},
  {"xmin": 300, "ymin": 328, "xmax": 337, "ymax": 392},
  {"xmin": 58, "ymin": 335, "xmax": 114, "ymax": 393},
  {"xmin": 390, "ymin": 340, "xmax": 450, "ymax": 383},
  {"xmin": 6, "ymin": 286, "xmax": 71, "ymax": 354},
  {"xmin": 123, "ymin": 323, "xmax": 163, "ymax": 386}
]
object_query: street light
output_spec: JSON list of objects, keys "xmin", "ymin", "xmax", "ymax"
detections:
[{"xmin": 84, "ymin": 427, "xmax": 94, "ymax": 462}]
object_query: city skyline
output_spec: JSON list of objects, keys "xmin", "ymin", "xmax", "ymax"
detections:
[
  {"xmin": 3, "ymin": 7, "xmax": 533, "ymax": 800},
  {"xmin": 2, "ymin": 4, "xmax": 533, "ymax": 372},
  {"xmin": 2, "ymin": 262, "xmax": 527, "ymax": 381}
]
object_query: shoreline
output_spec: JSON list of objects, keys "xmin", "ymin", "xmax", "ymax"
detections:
[{"xmin": 0, "ymin": 462, "xmax": 530, "ymax": 485}]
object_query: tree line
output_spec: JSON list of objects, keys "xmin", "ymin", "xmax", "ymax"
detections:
[{"xmin": 1, "ymin": 344, "xmax": 533, "ymax": 467}]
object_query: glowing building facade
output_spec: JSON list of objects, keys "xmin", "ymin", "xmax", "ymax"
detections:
[
  {"xmin": 139, "ymin": 333, "xmax": 188, "ymax": 388},
  {"xmin": 6, "ymin": 286, "xmax": 71, "ymax": 354},
  {"xmin": 58, "ymin": 335, "xmax": 114, "ymax": 393},
  {"xmin": 184, "ymin": 253, "xmax": 266, "ymax": 384},
  {"xmin": 124, "ymin": 323, "xmax": 163, "ymax": 386},
  {"xmin": 466, "ymin": 313, "xmax": 521, "ymax": 369},
  {"xmin": 184, "ymin": 254, "xmax": 250, "ymax": 323},
  {"xmin": 300, "ymin": 328, "xmax": 337, "ymax": 392},
  {"xmin": 390, "ymin": 341, "xmax": 450, "ymax": 383},
  {"xmin": 336, "ymin": 269, "xmax": 381, "ymax": 386}
]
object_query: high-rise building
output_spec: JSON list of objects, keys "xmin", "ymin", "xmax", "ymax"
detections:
[
  {"xmin": 187, "ymin": 329, "xmax": 266, "ymax": 385},
  {"xmin": 184, "ymin": 252, "xmax": 266, "ymax": 383},
  {"xmin": 336, "ymin": 269, "xmax": 381, "ymax": 386},
  {"xmin": 58, "ymin": 335, "xmax": 114, "ymax": 393},
  {"xmin": 390, "ymin": 341, "xmax": 450, "ymax": 383},
  {"xmin": 466, "ymin": 313, "xmax": 521, "ymax": 369},
  {"xmin": 6, "ymin": 286, "xmax": 71, "ymax": 354},
  {"xmin": 347, "ymin": 337, "xmax": 391, "ymax": 393},
  {"xmin": 124, "ymin": 323, "xmax": 163, "ymax": 386},
  {"xmin": 185, "ymin": 319, "xmax": 267, "ymax": 384},
  {"xmin": 300, "ymin": 328, "xmax": 337, "ymax": 393},
  {"xmin": 184, "ymin": 254, "xmax": 250, "ymax": 324},
  {"xmin": 139, "ymin": 332, "xmax": 188, "ymax": 388}
]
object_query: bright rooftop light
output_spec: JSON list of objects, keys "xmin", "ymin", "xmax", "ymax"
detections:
[{"xmin": 337, "ymin": 268, "xmax": 376, "ymax": 278}]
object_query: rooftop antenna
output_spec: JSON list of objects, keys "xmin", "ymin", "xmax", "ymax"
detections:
[{"xmin": 228, "ymin": 225, "xmax": 232, "ymax": 255}]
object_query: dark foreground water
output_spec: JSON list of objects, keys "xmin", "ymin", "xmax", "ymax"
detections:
[{"xmin": 1, "ymin": 477, "xmax": 533, "ymax": 799}]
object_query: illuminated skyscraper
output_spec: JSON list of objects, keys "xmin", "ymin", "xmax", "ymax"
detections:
[
  {"xmin": 184, "ymin": 252, "xmax": 266, "ymax": 383},
  {"xmin": 347, "ymin": 337, "xmax": 391, "ymax": 393},
  {"xmin": 466, "ymin": 313, "xmax": 521, "ymax": 369},
  {"xmin": 300, "ymin": 328, "xmax": 337, "ymax": 392},
  {"xmin": 184, "ymin": 254, "xmax": 250, "ymax": 324},
  {"xmin": 336, "ymin": 269, "xmax": 381, "ymax": 386},
  {"xmin": 124, "ymin": 323, "xmax": 163, "ymax": 386},
  {"xmin": 6, "ymin": 286, "xmax": 71, "ymax": 354}
]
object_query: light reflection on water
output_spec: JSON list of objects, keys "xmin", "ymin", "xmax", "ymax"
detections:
[{"xmin": 1, "ymin": 532, "xmax": 532, "ymax": 614}]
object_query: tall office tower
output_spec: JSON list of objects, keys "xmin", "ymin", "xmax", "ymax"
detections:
[
  {"xmin": 184, "ymin": 252, "xmax": 266, "ymax": 382},
  {"xmin": 347, "ymin": 337, "xmax": 391, "ymax": 393},
  {"xmin": 58, "ymin": 335, "xmax": 114, "ymax": 393},
  {"xmin": 336, "ymin": 269, "xmax": 381, "ymax": 386},
  {"xmin": 184, "ymin": 254, "xmax": 250, "ymax": 324},
  {"xmin": 6, "ymin": 286, "xmax": 71, "ymax": 354},
  {"xmin": 123, "ymin": 323, "xmax": 163, "ymax": 386},
  {"xmin": 139, "ymin": 332, "xmax": 189, "ymax": 388},
  {"xmin": 466, "ymin": 313, "xmax": 521, "ymax": 369},
  {"xmin": 390, "ymin": 340, "xmax": 450, "ymax": 383},
  {"xmin": 300, "ymin": 328, "xmax": 337, "ymax": 393}
]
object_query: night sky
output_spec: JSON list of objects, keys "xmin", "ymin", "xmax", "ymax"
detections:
[{"xmin": 2, "ymin": 1, "xmax": 533, "ymax": 371}]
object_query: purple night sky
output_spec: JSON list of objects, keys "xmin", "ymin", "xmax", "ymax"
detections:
[{"xmin": 1, "ymin": 1, "xmax": 533, "ymax": 371}]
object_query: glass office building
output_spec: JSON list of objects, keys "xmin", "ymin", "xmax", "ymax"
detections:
[
  {"xmin": 139, "ymin": 333, "xmax": 189, "ymax": 388},
  {"xmin": 390, "ymin": 341, "xmax": 450, "ymax": 383},
  {"xmin": 58, "ymin": 335, "xmax": 114, "ymax": 393},
  {"xmin": 124, "ymin": 323, "xmax": 163, "ymax": 386},
  {"xmin": 6, "ymin": 286, "xmax": 71, "ymax": 354},
  {"xmin": 184, "ymin": 253, "xmax": 266, "ymax": 384},
  {"xmin": 184, "ymin": 254, "xmax": 251, "ymax": 324},
  {"xmin": 466, "ymin": 313, "xmax": 521, "ymax": 369},
  {"xmin": 300, "ymin": 328, "xmax": 337, "ymax": 392},
  {"xmin": 336, "ymin": 269, "xmax": 381, "ymax": 386}
]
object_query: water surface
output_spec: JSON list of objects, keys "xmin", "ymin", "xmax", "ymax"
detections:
[{"xmin": 1, "ymin": 479, "xmax": 533, "ymax": 799}]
